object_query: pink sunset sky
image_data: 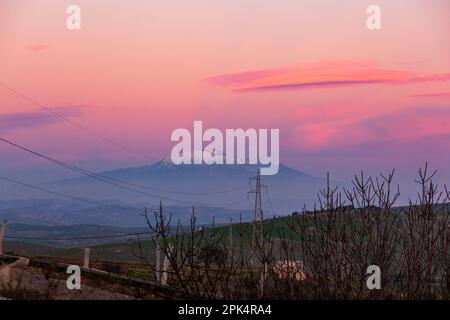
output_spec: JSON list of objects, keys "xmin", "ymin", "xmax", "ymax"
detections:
[{"xmin": 1, "ymin": 0, "xmax": 450, "ymax": 185}]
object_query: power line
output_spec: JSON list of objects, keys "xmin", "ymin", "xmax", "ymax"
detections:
[
  {"xmin": 0, "ymin": 82, "xmax": 152, "ymax": 162},
  {"xmin": 0, "ymin": 82, "xmax": 250, "ymax": 207},
  {"xmin": 264, "ymin": 187, "xmax": 275, "ymax": 213},
  {"xmin": 0, "ymin": 83, "xmax": 250, "ymax": 204},
  {"xmin": 0, "ymin": 136, "xmax": 245, "ymax": 196},
  {"xmin": 0, "ymin": 174, "xmax": 140, "ymax": 213},
  {"xmin": 0, "ymin": 137, "xmax": 248, "ymax": 207}
]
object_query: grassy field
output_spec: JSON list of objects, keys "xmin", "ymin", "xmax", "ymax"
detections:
[
  {"xmin": 4, "ymin": 214, "xmax": 298, "ymax": 264},
  {"xmin": 5, "ymin": 207, "xmax": 448, "ymax": 263}
]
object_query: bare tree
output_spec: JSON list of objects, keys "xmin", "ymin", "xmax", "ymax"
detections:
[{"xmin": 132, "ymin": 165, "xmax": 449, "ymax": 300}]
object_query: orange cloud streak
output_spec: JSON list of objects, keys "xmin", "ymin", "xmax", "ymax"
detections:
[{"xmin": 207, "ymin": 60, "xmax": 450, "ymax": 93}]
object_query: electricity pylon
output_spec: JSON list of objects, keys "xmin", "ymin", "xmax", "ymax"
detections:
[{"xmin": 248, "ymin": 168, "xmax": 266, "ymax": 264}]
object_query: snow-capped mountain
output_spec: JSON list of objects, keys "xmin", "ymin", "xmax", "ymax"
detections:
[
  {"xmin": 47, "ymin": 159, "xmax": 325, "ymax": 212},
  {"xmin": 0, "ymin": 160, "xmax": 327, "ymax": 225}
]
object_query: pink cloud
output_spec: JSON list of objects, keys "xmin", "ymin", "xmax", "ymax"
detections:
[
  {"xmin": 0, "ymin": 106, "xmax": 82, "ymax": 133},
  {"xmin": 207, "ymin": 60, "xmax": 450, "ymax": 93},
  {"xmin": 289, "ymin": 106, "xmax": 450, "ymax": 153}
]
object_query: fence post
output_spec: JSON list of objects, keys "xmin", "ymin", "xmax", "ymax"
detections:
[
  {"xmin": 0, "ymin": 219, "xmax": 7, "ymax": 256},
  {"xmin": 83, "ymin": 247, "xmax": 91, "ymax": 269},
  {"xmin": 161, "ymin": 244, "xmax": 173, "ymax": 286}
]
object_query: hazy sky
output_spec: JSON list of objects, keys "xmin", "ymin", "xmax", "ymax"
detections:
[{"xmin": 1, "ymin": 0, "xmax": 450, "ymax": 187}]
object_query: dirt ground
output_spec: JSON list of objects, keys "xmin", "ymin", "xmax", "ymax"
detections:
[{"xmin": 0, "ymin": 256, "xmax": 161, "ymax": 300}]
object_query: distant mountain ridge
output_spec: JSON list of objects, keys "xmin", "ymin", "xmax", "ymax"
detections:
[
  {"xmin": 0, "ymin": 160, "xmax": 326, "ymax": 225},
  {"xmin": 50, "ymin": 160, "xmax": 324, "ymax": 209}
]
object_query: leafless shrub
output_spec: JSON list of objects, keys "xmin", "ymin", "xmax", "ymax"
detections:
[{"xmin": 135, "ymin": 165, "xmax": 449, "ymax": 300}]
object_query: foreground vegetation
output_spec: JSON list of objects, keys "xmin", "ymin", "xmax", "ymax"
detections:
[
  {"xmin": 139, "ymin": 166, "xmax": 449, "ymax": 299},
  {"xmin": 2, "ymin": 165, "xmax": 450, "ymax": 299}
]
